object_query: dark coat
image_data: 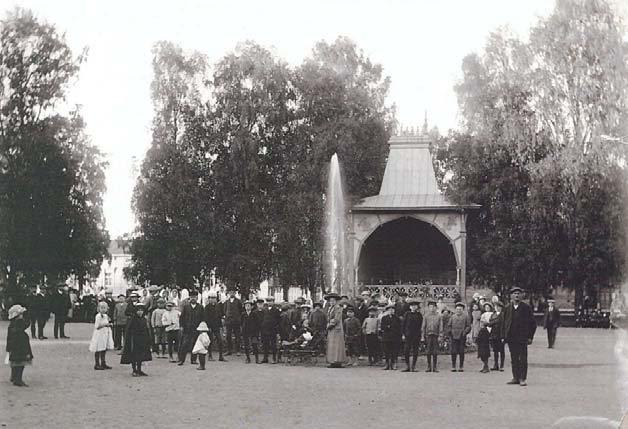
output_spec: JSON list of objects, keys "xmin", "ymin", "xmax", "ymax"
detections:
[
  {"xmin": 50, "ymin": 291, "xmax": 71, "ymax": 316},
  {"xmin": 488, "ymin": 311, "xmax": 503, "ymax": 340},
  {"xmin": 279, "ymin": 312, "xmax": 292, "ymax": 340},
  {"xmin": 343, "ymin": 316, "xmax": 362, "ymax": 344},
  {"xmin": 402, "ymin": 311, "xmax": 423, "ymax": 340},
  {"xmin": 395, "ymin": 301, "xmax": 410, "ymax": 319},
  {"xmin": 121, "ymin": 315, "xmax": 152, "ymax": 364},
  {"xmin": 204, "ymin": 302, "xmax": 223, "ymax": 328},
  {"xmin": 308, "ymin": 308, "xmax": 327, "ymax": 334},
  {"xmin": 356, "ymin": 302, "xmax": 369, "ymax": 323},
  {"xmin": 477, "ymin": 327, "xmax": 491, "ymax": 359},
  {"xmin": 180, "ymin": 303, "xmax": 205, "ymax": 333},
  {"xmin": 543, "ymin": 307, "xmax": 561, "ymax": 329},
  {"xmin": 380, "ymin": 314, "xmax": 402, "ymax": 343},
  {"xmin": 241, "ymin": 310, "xmax": 261, "ymax": 338},
  {"xmin": 261, "ymin": 306, "xmax": 281, "ymax": 336},
  {"xmin": 223, "ymin": 298, "xmax": 242, "ymax": 324},
  {"xmin": 500, "ymin": 301, "xmax": 536, "ymax": 344},
  {"xmin": 6, "ymin": 319, "xmax": 33, "ymax": 362},
  {"xmin": 26, "ymin": 293, "xmax": 49, "ymax": 319}
]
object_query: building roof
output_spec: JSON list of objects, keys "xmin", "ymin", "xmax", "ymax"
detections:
[{"xmin": 352, "ymin": 132, "xmax": 479, "ymax": 212}]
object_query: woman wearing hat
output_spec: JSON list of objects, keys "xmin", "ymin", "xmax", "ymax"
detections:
[
  {"xmin": 325, "ymin": 293, "xmax": 346, "ymax": 368},
  {"xmin": 6, "ymin": 305, "xmax": 33, "ymax": 386}
]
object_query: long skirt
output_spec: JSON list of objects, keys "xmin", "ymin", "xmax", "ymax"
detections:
[{"xmin": 326, "ymin": 329, "xmax": 346, "ymax": 364}]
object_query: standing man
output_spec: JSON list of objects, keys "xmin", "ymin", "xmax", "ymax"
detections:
[
  {"xmin": 501, "ymin": 286, "xmax": 537, "ymax": 387},
  {"xmin": 223, "ymin": 288, "xmax": 242, "ymax": 356},
  {"xmin": 543, "ymin": 299, "xmax": 560, "ymax": 349},
  {"xmin": 260, "ymin": 297, "xmax": 280, "ymax": 364},
  {"xmin": 51, "ymin": 283, "xmax": 72, "ymax": 339},
  {"xmin": 204, "ymin": 291, "xmax": 225, "ymax": 362},
  {"xmin": 178, "ymin": 290, "xmax": 205, "ymax": 365},
  {"xmin": 402, "ymin": 298, "xmax": 423, "ymax": 372},
  {"xmin": 241, "ymin": 300, "xmax": 261, "ymax": 364},
  {"xmin": 26, "ymin": 285, "xmax": 48, "ymax": 340}
]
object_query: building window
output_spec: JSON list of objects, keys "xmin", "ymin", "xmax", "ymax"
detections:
[{"xmin": 105, "ymin": 272, "xmax": 112, "ymax": 287}]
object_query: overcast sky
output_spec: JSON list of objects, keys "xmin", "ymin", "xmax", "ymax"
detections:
[{"xmin": 4, "ymin": 0, "xmax": 559, "ymax": 237}]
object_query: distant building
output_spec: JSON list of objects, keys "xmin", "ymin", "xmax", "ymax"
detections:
[{"xmin": 95, "ymin": 239, "xmax": 135, "ymax": 296}]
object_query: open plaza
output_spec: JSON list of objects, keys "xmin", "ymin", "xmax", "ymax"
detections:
[{"xmin": 0, "ymin": 322, "xmax": 625, "ymax": 428}]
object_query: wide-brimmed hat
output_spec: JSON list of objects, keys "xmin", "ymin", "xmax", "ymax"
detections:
[
  {"xmin": 256, "ymin": 298, "xmax": 265, "ymax": 304},
  {"xmin": 360, "ymin": 290, "xmax": 371, "ymax": 296},
  {"xmin": 243, "ymin": 300, "xmax": 253, "ymax": 306},
  {"xmin": 196, "ymin": 321, "xmax": 209, "ymax": 332},
  {"xmin": 510, "ymin": 286, "xmax": 524, "ymax": 294},
  {"xmin": 8, "ymin": 305, "xmax": 27, "ymax": 320},
  {"xmin": 547, "ymin": 298, "xmax": 555, "ymax": 304},
  {"xmin": 483, "ymin": 302, "xmax": 494, "ymax": 310},
  {"xmin": 148, "ymin": 285, "xmax": 160, "ymax": 293},
  {"xmin": 300, "ymin": 304, "xmax": 311, "ymax": 309},
  {"xmin": 408, "ymin": 298, "xmax": 420, "ymax": 305},
  {"xmin": 324, "ymin": 293, "xmax": 341, "ymax": 301},
  {"xmin": 135, "ymin": 302, "xmax": 146, "ymax": 309}
]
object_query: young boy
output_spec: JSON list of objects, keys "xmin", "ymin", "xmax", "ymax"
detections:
[
  {"xmin": 161, "ymin": 301, "xmax": 180, "ymax": 363},
  {"xmin": 362, "ymin": 306, "xmax": 380, "ymax": 366},
  {"xmin": 402, "ymin": 299, "xmax": 423, "ymax": 372},
  {"xmin": 477, "ymin": 319, "xmax": 491, "ymax": 373},
  {"xmin": 151, "ymin": 299, "xmax": 167, "ymax": 358},
  {"xmin": 113, "ymin": 295, "xmax": 128, "ymax": 351},
  {"xmin": 449, "ymin": 302, "xmax": 471, "ymax": 372},
  {"xmin": 343, "ymin": 306, "xmax": 361, "ymax": 366},
  {"xmin": 241, "ymin": 301, "xmax": 261, "ymax": 364},
  {"xmin": 380, "ymin": 304, "xmax": 402, "ymax": 370},
  {"xmin": 421, "ymin": 300, "xmax": 443, "ymax": 372}
]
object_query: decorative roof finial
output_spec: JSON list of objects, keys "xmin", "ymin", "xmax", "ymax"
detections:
[{"xmin": 422, "ymin": 110, "xmax": 428, "ymax": 135}]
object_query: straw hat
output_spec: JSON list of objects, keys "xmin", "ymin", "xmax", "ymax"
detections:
[{"xmin": 8, "ymin": 305, "xmax": 27, "ymax": 320}]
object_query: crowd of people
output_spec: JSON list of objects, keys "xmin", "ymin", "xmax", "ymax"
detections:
[{"xmin": 6, "ymin": 284, "xmax": 558, "ymax": 387}]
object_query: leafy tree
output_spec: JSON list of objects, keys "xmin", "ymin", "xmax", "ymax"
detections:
[
  {"xmin": 130, "ymin": 41, "xmax": 213, "ymax": 288},
  {"xmin": 0, "ymin": 9, "xmax": 108, "ymax": 296}
]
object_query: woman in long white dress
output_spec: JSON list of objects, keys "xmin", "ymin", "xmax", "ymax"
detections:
[{"xmin": 89, "ymin": 301, "xmax": 114, "ymax": 370}]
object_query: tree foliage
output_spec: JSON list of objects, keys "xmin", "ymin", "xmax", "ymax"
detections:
[
  {"xmin": 0, "ymin": 9, "xmax": 109, "ymax": 295},
  {"xmin": 438, "ymin": 0, "xmax": 628, "ymax": 304}
]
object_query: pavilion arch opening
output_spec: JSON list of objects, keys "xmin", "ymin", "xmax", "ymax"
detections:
[{"xmin": 357, "ymin": 217, "xmax": 457, "ymax": 286}]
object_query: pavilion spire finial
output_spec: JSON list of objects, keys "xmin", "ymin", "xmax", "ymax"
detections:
[{"xmin": 422, "ymin": 110, "xmax": 428, "ymax": 135}]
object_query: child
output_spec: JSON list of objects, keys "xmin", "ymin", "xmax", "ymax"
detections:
[
  {"xmin": 6, "ymin": 305, "xmax": 33, "ymax": 387},
  {"xmin": 343, "ymin": 306, "xmax": 361, "ymax": 366},
  {"xmin": 151, "ymin": 298, "xmax": 167, "ymax": 358},
  {"xmin": 489, "ymin": 301, "xmax": 505, "ymax": 371},
  {"xmin": 89, "ymin": 301, "xmax": 114, "ymax": 370},
  {"xmin": 113, "ymin": 295, "xmax": 128, "ymax": 351},
  {"xmin": 477, "ymin": 319, "xmax": 491, "ymax": 373},
  {"xmin": 421, "ymin": 300, "xmax": 443, "ymax": 373},
  {"xmin": 380, "ymin": 304, "xmax": 401, "ymax": 370},
  {"xmin": 402, "ymin": 299, "xmax": 423, "ymax": 372},
  {"xmin": 449, "ymin": 302, "xmax": 471, "ymax": 372},
  {"xmin": 362, "ymin": 306, "xmax": 380, "ymax": 366},
  {"xmin": 121, "ymin": 303, "xmax": 152, "ymax": 376},
  {"xmin": 192, "ymin": 322, "xmax": 211, "ymax": 370},
  {"xmin": 241, "ymin": 301, "xmax": 261, "ymax": 364},
  {"xmin": 162, "ymin": 301, "xmax": 180, "ymax": 363}
]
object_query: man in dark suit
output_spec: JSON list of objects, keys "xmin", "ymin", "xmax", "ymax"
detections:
[
  {"xmin": 500, "ymin": 286, "xmax": 537, "ymax": 386},
  {"xmin": 223, "ymin": 288, "xmax": 242, "ymax": 356},
  {"xmin": 260, "ymin": 297, "xmax": 281, "ymax": 364},
  {"xmin": 543, "ymin": 298, "xmax": 560, "ymax": 349},
  {"xmin": 26, "ymin": 285, "xmax": 49, "ymax": 339},
  {"xmin": 178, "ymin": 290, "xmax": 205, "ymax": 365},
  {"xmin": 241, "ymin": 300, "xmax": 262, "ymax": 363},
  {"xmin": 50, "ymin": 284, "xmax": 72, "ymax": 339},
  {"xmin": 204, "ymin": 291, "xmax": 225, "ymax": 361}
]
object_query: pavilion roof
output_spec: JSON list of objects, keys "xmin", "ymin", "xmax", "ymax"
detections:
[{"xmin": 352, "ymin": 133, "xmax": 479, "ymax": 212}]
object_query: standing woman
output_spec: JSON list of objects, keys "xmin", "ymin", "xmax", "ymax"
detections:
[
  {"xmin": 6, "ymin": 305, "xmax": 33, "ymax": 386},
  {"xmin": 325, "ymin": 293, "xmax": 346, "ymax": 368}
]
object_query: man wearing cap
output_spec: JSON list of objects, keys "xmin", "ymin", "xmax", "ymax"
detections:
[
  {"xmin": 308, "ymin": 301, "xmax": 327, "ymax": 339},
  {"xmin": 50, "ymin": 284, "xmax": 72, "ymax": 339},
  {"xmin": 501, "ymin": 287, "xmax": 536, "ymax": 386},
  {"xmin": 260, "ymin": 297, "xmax": 281, "ymax": 364},
  {"xmin": 380, "ymin": 303, "xmax": 402, "ymax": 370},
  {"xmin": 241, "ymin": 300, "xmax": 262, "ymax": 363},
  {"xmin": 223, "ymin": 288, "xmax": 242, "ymax": 356},
  {"xmin": 26, "ymin": 285, "xmax": 49, "ymax": 340},
  {"xmin": 402, "ymin": 299, "xmax": 423, "ymax": 372},
  {"xmin": 204, "ymin": 292, "xmax": 225, "ymax": 361},
  {"xmin": 543, "ymin": 299, "xmax": 561, "ymax": 349},
  {"xmin": 449, "ymin": 302, "xmax": 471, "ymax": 372},
  {"xmin": 178, "ymin": 290, "xmax": 205, "ymax": 365}
]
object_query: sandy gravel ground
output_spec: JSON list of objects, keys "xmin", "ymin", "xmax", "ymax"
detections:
[{"xmin": 0, "ymin": 323, "xmax": 624, "ymax": 429}]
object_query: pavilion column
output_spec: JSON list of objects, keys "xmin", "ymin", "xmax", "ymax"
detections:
[{"xmin": 460, "ymin": 211, "xmax": 467, "ymax": 301}]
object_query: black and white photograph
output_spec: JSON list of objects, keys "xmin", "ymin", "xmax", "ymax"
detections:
[{"xmin": 1, "ymin": 0, "xmax": 628, "ymax": 427}]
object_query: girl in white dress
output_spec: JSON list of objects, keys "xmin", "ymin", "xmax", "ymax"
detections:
[{"xmin": 89, "ymin": 301, "xmax": 114, "ymax": 370}]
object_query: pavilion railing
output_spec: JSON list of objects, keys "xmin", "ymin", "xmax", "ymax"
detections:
[{"xmin": 361, "ymin": 284, "xmax": 460, "ymax": 301}]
